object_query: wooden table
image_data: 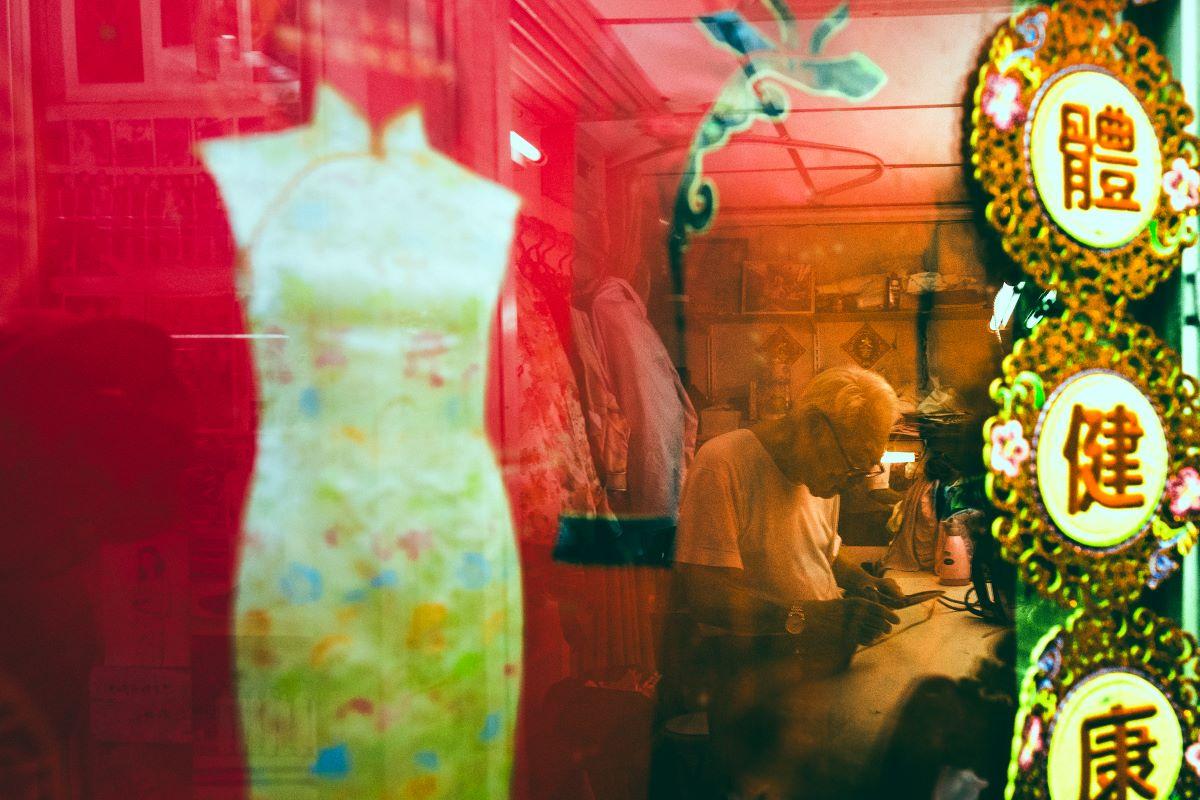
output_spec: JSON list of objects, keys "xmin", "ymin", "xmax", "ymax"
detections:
[{"xmin": 712, "ymin": 547, "xmax": 1009, "ymax": 798}]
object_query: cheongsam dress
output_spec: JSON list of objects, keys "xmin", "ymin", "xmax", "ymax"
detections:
[{"xmin": 201, "ymin": 86, "xmax": 522, "ymax": 800}]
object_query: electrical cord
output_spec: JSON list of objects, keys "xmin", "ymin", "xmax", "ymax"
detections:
[{"xmin": 937, "ymin": 582, "xmax": 1011, "ymax": 624}]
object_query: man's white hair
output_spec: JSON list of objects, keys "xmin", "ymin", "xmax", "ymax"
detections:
[{"xmin": 793, "ymin": 366, "xmax": 899, "ymax": 459}]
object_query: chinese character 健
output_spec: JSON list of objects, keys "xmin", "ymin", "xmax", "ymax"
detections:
[
  {"xmin": 1063, "ymin": 403, "xmax": 1145, "ymax": 514},
  {"xmin": 1078, "ymin": 703, "xmax": 1159, "ymax": 800}
]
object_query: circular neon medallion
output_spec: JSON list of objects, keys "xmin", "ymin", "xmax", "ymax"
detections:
[
  {"xmin": 1035, "ymin": 370, "xmax": 1168, "ymax": 549},
  {"xmin": 1008, "ymin": 610, "xmax": 1200, "ymax": 800},
  {"xmin": 1046, "ymin": 670, "xmax": 1183, "ymax": 800},
  {"xmin": 986, "ymin": 308, "xmax": 1200, "ymax": 609},
  {"xmin": 970, "ymin": 3, "xmax": 1200, "ymax": 302},
  {"xmin": 1028, "ymin": 67, "xmax": 1161, "ymax": 249}
]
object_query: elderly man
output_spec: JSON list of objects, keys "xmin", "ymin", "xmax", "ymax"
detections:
[{"xmin": 673, "ymin": 365, "xmax": 903, "ymax": 666}]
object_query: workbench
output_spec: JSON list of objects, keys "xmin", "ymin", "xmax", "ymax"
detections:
[{"xmin": 709, "ymin": 546, "xmax": 1011, "ymax": 799}]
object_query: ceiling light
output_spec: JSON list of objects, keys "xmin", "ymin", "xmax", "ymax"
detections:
[{"xmin": 510, "ymin": 131, "xmax": 543, "ymax": 166}]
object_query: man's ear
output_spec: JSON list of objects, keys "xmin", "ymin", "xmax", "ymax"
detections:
[{"xmin": 795, "ymin": 407, "xmax": 821, "ymax": 436}]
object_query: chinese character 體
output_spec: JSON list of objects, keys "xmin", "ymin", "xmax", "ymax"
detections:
[{"xmin": 1057, "ymin": 103, "xmax": 1142, "ymax": 213}]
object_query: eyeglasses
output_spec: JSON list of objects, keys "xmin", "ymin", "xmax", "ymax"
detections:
[{"xmin": 817, "ymin": 412, "xmax": 885, "ymax": 480}]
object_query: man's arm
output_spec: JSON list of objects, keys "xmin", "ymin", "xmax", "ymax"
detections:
[
  {"xmin": 674, "ymin": 562, "xmax": 789, "ymax": 635},
  {"xmin": 674, "ymin": 562, "xmax": 900, "ymax": 658}
]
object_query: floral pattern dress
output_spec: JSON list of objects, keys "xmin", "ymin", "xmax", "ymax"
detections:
[
  {"xmin": 201, "ymin": 86, "xmax": 522, "ymax": 799},
  {"xmin": 512, "ymin": 275, "xmax": 610, "ymax": 546}
]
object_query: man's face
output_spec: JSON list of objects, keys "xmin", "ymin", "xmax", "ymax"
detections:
[
  {"xmin": 804, "ymin": 458, "xmax": 855, "ymax": 498},
  {"xmin": 782, "ymin": 413, "xmax": 884, "ymax": 497}
]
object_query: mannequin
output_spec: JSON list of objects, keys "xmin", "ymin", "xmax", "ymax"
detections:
[{"xmin": 203, "ymin": 86, "xmax": 522, "ymax": 798}]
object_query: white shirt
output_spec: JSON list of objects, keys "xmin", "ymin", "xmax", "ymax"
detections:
[{"xmin": 675, "ymin": 429, "xmax": 842, "ymax": 607}]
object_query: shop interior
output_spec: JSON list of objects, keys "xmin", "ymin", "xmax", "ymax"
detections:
[{"xmin": 504, "ymin": 3, "xmax": 1020, "ymax": 798}]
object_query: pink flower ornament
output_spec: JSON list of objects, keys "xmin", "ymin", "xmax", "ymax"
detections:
[
  {"xmin": 1167, "ymin": 467, "xmax": 1200, "ymax": 517},
  {"xmin": 1018, "ymin": 714, "xmax": 1043, "ymax": 771},
  {"xmin": 990, "ymin": 420, "xmax": 1030, "ymax": 478},
  {"xmin": 1163, "ymin": 158, "xmax": 1200, "ymax": 212},
  {"xmin": 1187, "ymin": 741, "xmax": 1200, "ymax": 778},
  {"xmin": 982, "ymin": 72, "xmax": 1025, "ymax": 132}
]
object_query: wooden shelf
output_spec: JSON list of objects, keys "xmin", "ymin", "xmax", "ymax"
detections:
[
  {"xmin": 816, "ymin": 305, "xmax": 989, "ymax": 322},
  {"xmin": 686, "ymin": 304, "xmax": 991, "ymax": 326}
]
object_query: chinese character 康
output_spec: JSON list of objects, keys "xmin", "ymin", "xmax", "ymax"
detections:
[
  {"xmin": 1063, "ymin": 403, "xmax": 1145, "ymax": 514},
  {"xmin": 1078, "ymin": 703, "xmax": 1159, "ymax": 800}
]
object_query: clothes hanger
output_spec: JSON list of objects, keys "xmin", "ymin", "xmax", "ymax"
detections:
[{"xmin": 610, "ymin": 134, "xmax": 885, "ymax": 201}]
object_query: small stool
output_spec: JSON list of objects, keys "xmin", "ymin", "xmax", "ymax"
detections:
[{"xmin": 655, "ymin": 711, "xmax": 712, "ymax": 799}]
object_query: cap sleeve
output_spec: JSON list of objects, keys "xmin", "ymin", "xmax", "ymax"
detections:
[{"xmin": 675, "ymin": 464, "xmax": 744, "ymax": 570}]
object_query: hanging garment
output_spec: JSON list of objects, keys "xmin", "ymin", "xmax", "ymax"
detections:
[
  {"xmin": 548, "ymin": 277, "xmax": 694, "ymax": 699},
  {"xmin": 569, "ymin": 307, "xmax": 629, "ymax": 493},
  {"xmin": 512, "ymin": 276, "xmax": 612, "ymax": 546},
  {"xmin": 509, "ymin": 271, "xmax": 606, "ymax": 748},
  {"xmin": 587, "ymin": 277, "xmax": 697, "ymax": 522},
  {"xmin": 511, "ymin": 275, "xmax": 662, "ymax": 800},
  {"xmin": 511, "ymin": 261, "xmax": 658, "ymax": 677},
  {"xmin": 202, "ymin": 86, "xmax": 522, "ymax": 800}
]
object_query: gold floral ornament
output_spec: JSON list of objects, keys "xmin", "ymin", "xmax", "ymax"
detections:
[
  {"xmin": 970, "ymin": 1, "xmax": 1200, "ymax": 302},
  {"xmin": 1007, "ymin": 608, "xmax": 1200, "ymax": 800},
  {"xmin": 985, "ymin": 302, "xmax": 1200, "ymax": 609}
]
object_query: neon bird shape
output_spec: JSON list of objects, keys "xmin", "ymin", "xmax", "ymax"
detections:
[{"xmin": 667, "ymin": 2, "xmax": 888, "ymax": 356}]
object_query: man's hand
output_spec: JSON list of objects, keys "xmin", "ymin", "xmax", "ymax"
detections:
[
  {"xmin": 846, "ymin": 574, "xmax": 904, "ymax": 605},
  {"xmin": 873, "ymin": 576, "xmax": 904, "ymax": 603},
  {"xmin": 802, "ymin": 597, "xmax": 900, "ymax": 651},
  {"xmin": 839, "ymin": 597, "xmax": 900, "ymax": 646},
  {"xmin": 832, "ymin": 552, "xmax": 905, "ymax": 607}
]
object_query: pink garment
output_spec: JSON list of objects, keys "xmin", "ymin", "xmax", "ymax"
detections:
[
  {"xmin": 567, "ymin": 565, "xmax": 667, "ymax": 677},
  {"xmin": 570, "ymin": 308, "xmax": 630, "ymax": 493},
  {"xmin": 588, "ymin": 277, "xmax": 697, "ymax": 520},
  {"xmin": 512, "ymin": 276, "xmax": 611, "ymax": 546}
]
